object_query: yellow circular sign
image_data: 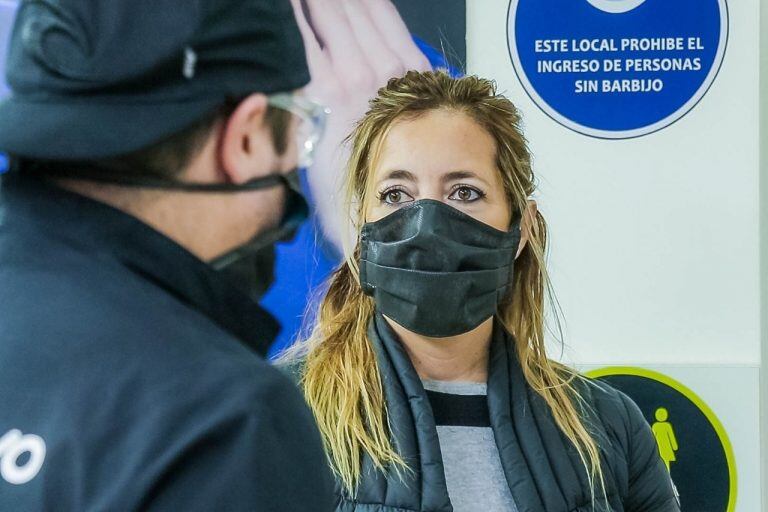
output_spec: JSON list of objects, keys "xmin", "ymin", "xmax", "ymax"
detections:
[{"xmin": 585, "ymin": 367, "xmax": 737, "ymax": 511}]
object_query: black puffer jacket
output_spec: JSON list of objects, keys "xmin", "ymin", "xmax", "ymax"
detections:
[{"xmin": 293, "ymin": 312, "xmax": 681, "ymax": 512}]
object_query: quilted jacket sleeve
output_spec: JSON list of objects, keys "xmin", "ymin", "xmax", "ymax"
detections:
[{"xmin": 618, "ymin": 392, "xmax": 681, "ymax": 512}]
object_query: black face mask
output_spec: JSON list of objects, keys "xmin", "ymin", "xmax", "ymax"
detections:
[
  {"xmin": 359, "ymin": 199, "xmax": 521, "ymax": 338},
  {"xmin": 209, "ymin": 169, "xmax": 308, "ymax": 300}
]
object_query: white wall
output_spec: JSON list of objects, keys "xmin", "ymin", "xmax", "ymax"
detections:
[
  {"xmin": 468, "ymin": 0, "xmax": 764, "ymax": 508},
  {"xmin": 468, "ymin": 0, "xmax": 760, "ymax": 367},
  {"xmin": 759, "ymin": 0, "xmax": 767, "ymax": 503}
]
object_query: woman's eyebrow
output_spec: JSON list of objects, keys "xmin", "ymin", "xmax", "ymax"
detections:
[
  {"xmin": 442, "ymin": 170, "xmax": 490, "ymax": 186},
  {"xmin": 378, "ymin": 169, "xmax": 417, "ymax": 184}
]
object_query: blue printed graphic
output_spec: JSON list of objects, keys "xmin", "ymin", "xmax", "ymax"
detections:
[{"xmin": 507, "ymin": 0, "xmax": 728, "ymax": 138}]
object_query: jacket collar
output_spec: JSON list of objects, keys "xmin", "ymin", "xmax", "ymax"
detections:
[
  {"xmin": 486, "ymin": 324, "xmax": 589, "ymax": 511},
  {"xmin": 367, "ymin": 311, "xmax": 592, "ymax": 512},
  {"xmin": 0, "ymin": 173, "xmax": 280, "ymax": 356},
  {"xmin": 368, "ymin": 312, "xmax": 452, "ymax": 511}
]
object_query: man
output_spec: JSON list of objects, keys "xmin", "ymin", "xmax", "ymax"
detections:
[{"xmin": 0, "ymin": 0, "xmax": 334, "ymax": 510}]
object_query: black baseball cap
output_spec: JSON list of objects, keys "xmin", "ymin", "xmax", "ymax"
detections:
[{"xmin": 0, "ymin": 0, "xmax": 309, "ymax": 160}]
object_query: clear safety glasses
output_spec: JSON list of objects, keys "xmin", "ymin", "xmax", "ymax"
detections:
[{"xmin": 267, "ymin": 93, "xmax": 330, "ymax": 168}]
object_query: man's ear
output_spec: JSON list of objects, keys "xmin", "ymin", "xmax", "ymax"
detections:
[
  {"xmin": 218, "ymin": 93, "xmax": 270, "ymax": 184},
  {"xmin": 515, "ymin": 200, "xmax": 538, "ymax": 259}
]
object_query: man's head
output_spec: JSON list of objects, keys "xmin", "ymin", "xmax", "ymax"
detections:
[
  {"xmin": 0, "ymin": 0, "xmax": 325, "ymax": 273},
  {"xmin": 88, "ymin": 96, "xmax": 293, "ymax": 185},
  {"xmin": 0, "ymin": 0, "xmax": 310, "ymax": 158}
]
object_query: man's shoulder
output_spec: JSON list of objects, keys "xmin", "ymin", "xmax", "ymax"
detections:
[
  {"xmin": 1, "ymin": 231, "xmax": 246, "ymax": 348},
  {"xmin": 0, "ymin": 227, "xmax": 288, "ymax": 410}
]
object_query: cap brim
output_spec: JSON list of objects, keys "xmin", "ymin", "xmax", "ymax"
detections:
[{"xmin": 0, "ymin": 96, "xmax": 225, "ymax": 159}]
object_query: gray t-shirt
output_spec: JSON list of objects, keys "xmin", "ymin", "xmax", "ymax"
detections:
[{"xmin": 422, "ymin": 379, "xmax": 518, "ymax": 512}]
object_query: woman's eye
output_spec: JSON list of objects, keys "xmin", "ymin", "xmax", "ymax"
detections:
[
  {"xmin": 380, "ymin": 188, "xmax": 412, "ymax": 205},
  {"xmin": 448, "ymin": 186, "xmax": 484, "ymax": 202}
]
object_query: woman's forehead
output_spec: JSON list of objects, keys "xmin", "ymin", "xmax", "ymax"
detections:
[{"xmin": 372, "ymin": 110, "xmax": 498, "ymax": 184}]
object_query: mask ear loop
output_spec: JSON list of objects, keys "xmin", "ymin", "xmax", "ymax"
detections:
[
  {"xmin": 17, "ymin": 159, "xmax": 289, "ymax": 193},
  {"xmin": 509, "ymin": 206, "xmax": 524, "ymax": 230},
  {"xmin": 495, "ymin": 211, "xmax": 524, "ymax": 307},
  {"xmin": 15, "ymin": 159, "xmax": 310, "ymax": 270}
]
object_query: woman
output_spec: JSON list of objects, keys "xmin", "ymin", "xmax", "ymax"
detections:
[{"xmin": 283, "ymin": 71, "xmax": 680, "ymax": 512}]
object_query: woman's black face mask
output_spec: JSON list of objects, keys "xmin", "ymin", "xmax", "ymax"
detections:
[{"xmin": 359, "ymin": 199, "xmax": 521, "ymax": 338}]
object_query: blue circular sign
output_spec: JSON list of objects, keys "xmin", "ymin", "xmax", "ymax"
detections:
[{"xmin": 507, "ymin": 0, "xmax": 728, "ymax": 138}]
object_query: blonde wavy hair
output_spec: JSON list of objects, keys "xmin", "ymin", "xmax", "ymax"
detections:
[{"xmin": 285, "ymin": 70, "xmax": 605, "ymax": 500}]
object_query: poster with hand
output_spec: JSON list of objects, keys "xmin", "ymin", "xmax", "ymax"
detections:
[{"xmin": 262, "ymin": 0, "xmax": 466, "ymax": 356}]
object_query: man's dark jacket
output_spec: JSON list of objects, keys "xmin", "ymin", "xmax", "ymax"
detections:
[{"xmin": 0, "ymin": 174, "xmax": 334, "ymax": 511}]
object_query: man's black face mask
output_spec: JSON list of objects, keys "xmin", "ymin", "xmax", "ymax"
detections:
[{"xmin": 210, "ymin": 169, "xmax": 308, "ymax": 300}]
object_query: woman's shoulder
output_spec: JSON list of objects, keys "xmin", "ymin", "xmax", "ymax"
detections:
[
  {"xmin": 575, "ymin": 375, "xmax": 638, "ymax": 418},
  {"xmin": 572, "ymin": 375, "xmax": 647, "ymax": 450},
  {"xmin": 572, "ymin": 374, "xmax": 680, "ymax": 509}
]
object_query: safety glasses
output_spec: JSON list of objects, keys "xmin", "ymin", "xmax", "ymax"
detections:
[{"xmin": 267, "ymin": 93, "xmax": 330, "ymax": 168}]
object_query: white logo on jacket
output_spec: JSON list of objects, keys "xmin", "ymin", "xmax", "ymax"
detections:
[{"xmin": 0, "ymin": 429, "xmax": 46, "ymax": 485}]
